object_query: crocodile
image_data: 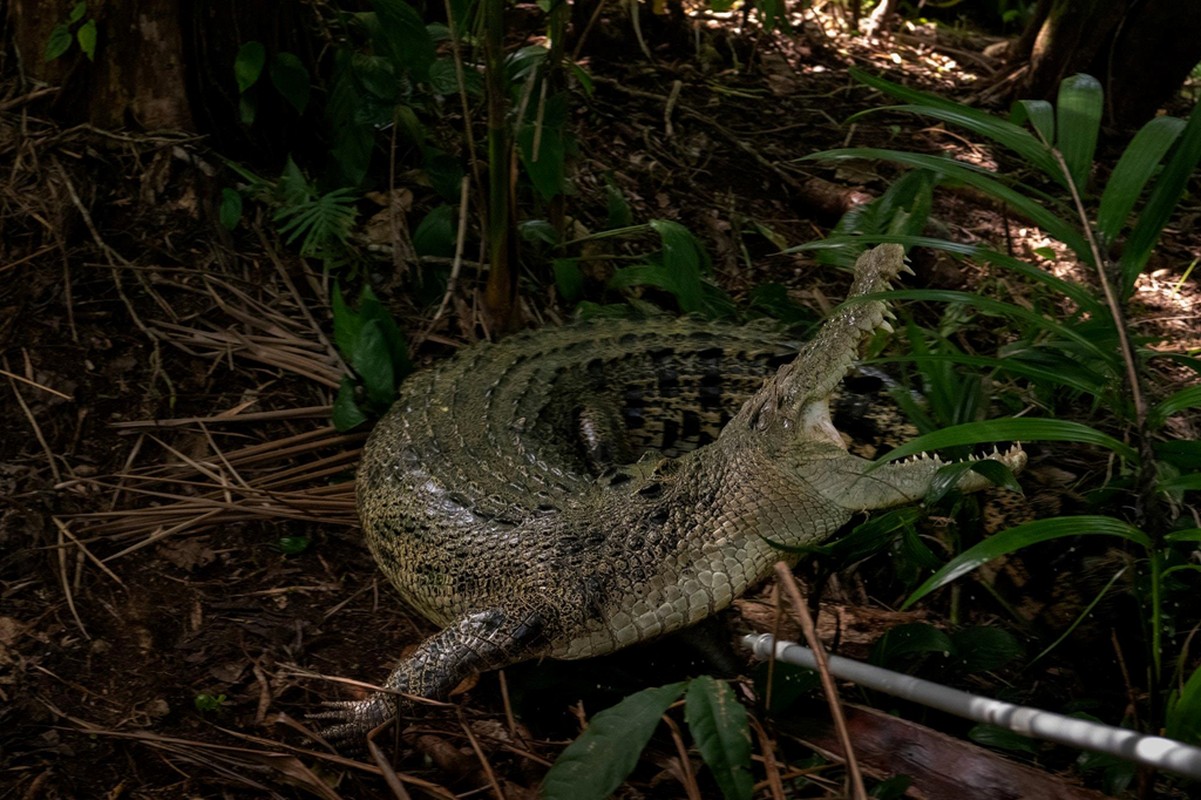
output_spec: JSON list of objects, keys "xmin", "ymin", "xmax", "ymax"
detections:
[{"xmin": 315, "ymin": 244, "xmax": 1026, "ymax": 741}]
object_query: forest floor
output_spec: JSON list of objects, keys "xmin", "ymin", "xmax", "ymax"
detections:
[{"xmin": 2, "ymin": 5, "xmax": 1200, "ymax": 800}]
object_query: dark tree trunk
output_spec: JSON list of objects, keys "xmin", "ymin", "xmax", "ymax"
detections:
[
  {"xmin": 5, "ymin": 0, "xmax": 316, "ymax": 158},
  {"xmin": 1012, "ymin": 0, "xmax": 1201, "ymax": 128}
]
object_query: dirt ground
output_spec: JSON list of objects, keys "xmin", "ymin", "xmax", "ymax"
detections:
[{"xmin": 2, "ymin": 8, "xmax": 1200, "ymax": 800}]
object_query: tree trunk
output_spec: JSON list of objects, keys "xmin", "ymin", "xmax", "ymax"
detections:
[
  {"xmin": 1012, "ymin": 0, "xmax": 1201, "ymax": 128},
  {"xmin": 5, "ymin": 0, "xmax": 313, "ymax": 154}
]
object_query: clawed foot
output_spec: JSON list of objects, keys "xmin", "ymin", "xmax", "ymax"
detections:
[{"xmin": 308, "ymin": 692, "xmax": 397, "ymax": 748}]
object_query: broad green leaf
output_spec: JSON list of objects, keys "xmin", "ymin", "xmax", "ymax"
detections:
[
  {"xmin": 1157, "ymin": 440, "xmax": 1201, "ymax": 470},
  {"xmin": 543, "ymin": 682, "xmax": 687, "ymax": 800},
  {"xmin": 428, "ymin": 57, "xmax": 460, "ymax": 96},
  {"xmin": 848, "ymin": 68, "xmax": 1061, "ymax": 182},
  {"xmin": 1056, "ymin": 74, "xmax": 1103, "ymax": 192},
  {"xmin": 951, "ymin": 626, "xmax": 1023, "ymax": 672},
  {"xmin": 218, "ymin": 188, "xmax": 242, "ymax": 231},
  {"xmin": 332, "ymin": 377, "xmax": 368, "ymax": 431},
  {"xmin": 234, "ymin": 41, "xmax": 266, "ymax": 93},
  {"xmin": 357, "ymin": 286, "xmax": 410, "ymax": 378},
  {"xmin": 880, "ymin": 418, "xmax": 1137, "ymax": 463},
  {"xmin": 75, "ymin": 18, "xmax": 97, "ymax": 61},
  {"xmin": 371, "ymin": 0, "xmax": 436, "ymax": 81},
  {"xmin": 518, "ymin": 91, "xmax": 570, "ymax": 202},
  {"xmin": 1011, "ymin": 100, "xmax": 1055, "ymax": 145},
  {"xmin": 413, "ymin": 205, "xmax": 456, "ymax": 258},
  {"xmin": 1096, "ymin": 116, "xmax": 1185, "ymax": 247},
  {"xmin": 805, "ymin": 150, "xmax": 1090, "ymax": 259},
  {"xmin": 331, "ymin": 284, "xmax": 362, "ymax": 360},
  {"xmin": 904, "ymin": 516, "xmax": 1153, "ymax": 607},
  {"xmin": 68, "ymin": 1, "xmax": 87, "ymax": 23},
  {"xmin": 45, "ymin": 24, "xmax": 73, "ymax": 61},
  {"xmin": 870, "ymin": 622, "xmax": 953, "ymax": 667},
  {"xmin": 685, "ymin": 677, "xmax": 753, "ymax": 800},
  {"xmin": 354, "ymin": 318, "xmax": 396, "ymax": 406},
  {"xmin": 653, "ymin": 219, "xmax": 707, "ymax": 312},
  {"xmin": 553, "ymin": 259, "xmax": 583, "ymax": 302},
  {"xmin": 970, "ymin": 725, "xmax": 1039, "ymax": 754},
  {"xmin": 1120, "ymin": 98, "xmax": 1201, "ymax": 295},
  {"xmin": 1148, "ymin": 385, "xmax": 1201, "ymax": 430},
  {"xmin": 270, "ymin": 52, "xmax": 310, "ymax": 114}
]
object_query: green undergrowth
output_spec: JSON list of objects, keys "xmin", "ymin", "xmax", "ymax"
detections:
[{"xmin": 210, "ymin": 2, "xmax": 1199, "ymax": 792}]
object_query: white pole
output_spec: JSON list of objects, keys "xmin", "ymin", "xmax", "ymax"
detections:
[{"xmin": 743, "ymin": 633, "xmax": 1201, "ymax": 780}]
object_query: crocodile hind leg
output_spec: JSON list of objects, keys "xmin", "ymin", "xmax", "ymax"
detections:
[{"xmin": 314, "ymin": 606, "xmax": 546, "ymax": 743}]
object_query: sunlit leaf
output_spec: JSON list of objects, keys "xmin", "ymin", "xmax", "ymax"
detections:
[
  {"xmin": 1120, "ymin": 98, "xmax": 1201, "ymax": 295},
  {"xmin": 1011, "ymin": 99, "xmax": 1054, "ymax": 145},
  {"xmin": 1056, "ymin": 74, "xmax": 1103, "ymax": 192},
  {"xmin": 905, "ymin": 516, "xmax": 1153, "ymax": 607},
  {"xmin": 1096, "ymin": 116, "xmax": 1185, "ymax": 247},
  {"xmin": 847, "ymin": 68, "xmax": 1062, "ymax": 182}
]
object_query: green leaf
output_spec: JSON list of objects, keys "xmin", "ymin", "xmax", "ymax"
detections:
[
  {"xmin": 331, "ymin": 284, "xmax": 362, "ymax": 360},
  {"xmin": 792, "ymin": 234, "xmax": 1104, "ymax": 314},
  {"xmin": 235, "ymin": 41, "xmax": 266, "ymax": 93},
  {"xmin": 45, "ymin": 24, "xmax": 73, "ymax": 61},
  {"xmin": 218, "ymin": 188, "xmax": 243, "ymax": 231},
  {"xmin": 1148, "ymin": 385, "xmax": 1201, "ymax": 430},
  {"xmin": 606, "ymin": 179, "xmax": 632, "ymax": 229},
  {"xmin": 1159, "ymin": 473, "xmax": 1201, "ymax": 493},
  {"xmin": 68, "ymin": 1, "xmax": 87, "ymax": 24},
  {"xmin": 428, "ymin": 57, "xmax": 460, "ymax": 96},
  {"xmin": 553, "ymin": 259, "xmax": 584, "ymax": 302},
  {"xmin": 805, "ymin": 150, "xmax": 1090, "ymax": 260},
  {"xmin": 517, "ymin": 92, "xmax": 570, "ymax": 202},
  {"xmin": 1011, "ymin": 99, "xmax": 1054, "ymax": 145},
  {"xmin": 653, "ymin": 218, "xmax": 706, "ymax": 312},
  {"xmin": 950, "ymin": 626, "xmax": 1023, "ymax": 672},
  {"xmin": 860, "ymin": 288, "xmax": 1114, "ymax": 366},
  {"xmin": 75, "ymin": 18, "xmax": 97, "ymax": 61},
  {"xmin": 1096, "ymin": 116, "xmax": 1185, "ymax": 247},
  {"xmin": 904, "ymin": 516, "xmax": 1153, "ymax": 607},
  {"xmin": 870, "ymin": 622, "xmax": 954, "ymax": 668},
  {"xmin": 1166, "ymin": 663, "xmax": 1201, "ymax": 745},
  {"xmin": 1055, "ymin": 74, "xmax": 1103, "ymax": 192},
  {"xmin": 969, "ymin": 724, "xmax": 1039, "ymax": 754},
  {"xmin": 353, "ymin": 318, "xmax": 396, "ymax": 406},
  {"xmin": 847, "ymin": 68, "xmax": 1062, "ymax": 182},
  {"xmin": 371, "ymin": 0, "xmax": 436, "ymax": 81},
  {"xmin": 543, "ymin": 682, "xmax": 687, "ymax": 800},
  {"xmin": 685, "ymin": 677, "xmax": 753, "ymax": 800},
  {"xmin": 413, "ymin": 204, "xmax": 456, "ymax": 258},
  {"xmin": 879, "ymin": 418, "xmax": 1137, "ymax": 463},
  {"xmin": 1120, "ymin": 98, "xmax": 1201, "ymax": 295},
  {"xmin": 270, "ymin": 52, "xmax": 311, "ymax": 114},
  {"xmin": 239, "ymin": 94, "xmax": 257, "ymax": 126},
  {"xmin": 333, "ymin": 377, "xmax": 369, "ymax": 431}
]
